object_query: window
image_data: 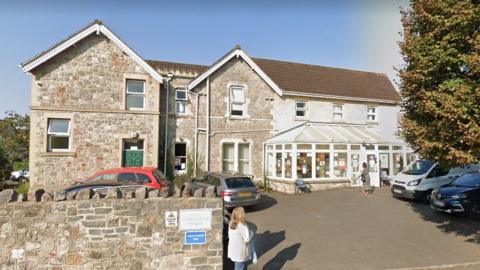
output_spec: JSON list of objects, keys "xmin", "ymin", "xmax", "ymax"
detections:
[
  {"xmin": 136, "ymin": 173, "xmax": 151, "ymax": 184},
  {"xmin": 275, "ymin": 153, "xmax": 282, "ymax": 177},
  {"xmin": 296, "ymin": 101, "xmax": 308, "ymax": 117},
  {"xmin": 393, "ymin": 153, "xmax": 404, "ymax": 174},
  {"xmin": 315, "ymin": 152, "xmax": 330, "ymax": 178},
  {"xmin": 229, "ymin": 86, "xmax": 246, "ymax": 116},
  {"xmin": 47, "ymin": 119, "xmax": 70, "ymax": 152},
  {"xmin": 126, "ymin": 80, "xmax": 145, "ymax": 110},
  {"xmin": 267, "ymin": 152, "xmax": 275, "ymax": 176},
  {"xmin": 118, "ymin": 173, "xmax": 137, "ymax": 182},
  {"xmin": 238, "ymin": 144, "xmax": 250, "ymax": 174},
  {"xmin": 175, "ymin": 88, "xmax": 187, "ymax": 114},
  {"xmin": 333, "ymin": 152, "xmax": 348, "ymax": 178},
  {"xmin": 284, "ymin": 152, "xmax": 292, "ymax": 178},
  {"xmin": 333, "ymin": 105, "xmax": 343, "ymax": 120},
  {"xmin": 367, "ymin": 107, "xmax": 377, "ymax": 121},
  {"xmin": 174, "ymin": 143, "xmax": 187, "ymax": 172},
  {"xmin": 297, "ymin": 152, "xmax": 312, "ymax": 178},
  {"xmin": 222, "ymin": 143, "xmax": 235, "ymax": 172}
]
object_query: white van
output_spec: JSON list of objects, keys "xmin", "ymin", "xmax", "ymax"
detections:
[{"xmin": 391, "ymin": 160, "xmax": 480, "ymax": 202}]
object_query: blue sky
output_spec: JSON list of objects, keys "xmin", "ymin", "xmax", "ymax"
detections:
[{"xmin": 0, "ymin": 0, "xmax": 409, "ymax": 116}]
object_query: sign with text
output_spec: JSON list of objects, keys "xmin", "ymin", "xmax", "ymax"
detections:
[
  {"xmin": 179, "ymin": 208, "xmax": 212, "ymax": 231},
  {"xmin": 165, "ymin": 211, "xmax": 178, "ymax": 227},
  {"xmin": 185, "ymin": 231, "xmax": 206, "ymax": 245}
]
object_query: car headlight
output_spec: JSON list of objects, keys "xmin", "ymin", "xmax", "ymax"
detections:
[
  {"xmin": 451, "ymin": 193, "xmax": 468, "ymax": 200},
  {"xmin": 407, "ymin": 179, "xmax": 421, "ymax": 186}
]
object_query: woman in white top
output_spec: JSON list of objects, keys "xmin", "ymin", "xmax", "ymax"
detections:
[{"xmin": 228, "ymin": 207, "xmax": 251, "ymax": 270}]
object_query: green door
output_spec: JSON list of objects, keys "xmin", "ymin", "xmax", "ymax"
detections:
[{"xmin": 122, "ymin": 150, "xmax": 144, "ymax": 167}]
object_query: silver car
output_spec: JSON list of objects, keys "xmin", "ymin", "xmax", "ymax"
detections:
[{"xmin": 191, "ymin": 172, "xmax": 261, "ymax": 208}]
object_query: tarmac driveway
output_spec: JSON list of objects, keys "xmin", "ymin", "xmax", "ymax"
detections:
[{"xmin": 224, "ymin": 187, "xmax": 480, "ymax": 270}]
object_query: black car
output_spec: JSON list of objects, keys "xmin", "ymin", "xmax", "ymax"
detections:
[{"xmin": 430, "ymin": 172, "xmax": 480, "ymax": 220}]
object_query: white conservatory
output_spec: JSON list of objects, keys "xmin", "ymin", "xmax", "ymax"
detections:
[{"xmin": 265, "ymin": 122, "xmax": 415, "ymax": 193}]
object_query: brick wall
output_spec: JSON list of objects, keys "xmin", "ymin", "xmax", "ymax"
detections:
[{"xmin": 0, "ymin": 195, "xmax": 223, "ymax": 270}]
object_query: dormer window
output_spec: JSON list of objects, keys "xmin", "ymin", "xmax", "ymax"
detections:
[
  {"xmin": 230, "ymin": 86, "xmax": 246, "ymax": 116},
  {"xmin": 367, "ymin": 107, "xmax": 377, "ymax": 121},
  {"xmin": 175, "ymin": 88, "xmax": 187, "ymax": 115},
  {"xmin": 333, "ymin": 105, "xmax": 343, "ymax": 120},
  {"xmin": 296, "ymin": 101, "xmax": 308, "ymax": 117}
]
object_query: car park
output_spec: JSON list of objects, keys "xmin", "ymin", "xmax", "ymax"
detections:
[
  {"xmin": 430, "ymin": 172, "xmax": 480, "ymax": 220},
  {"xmin": 190, "ymin": 172, "xmax": 261, "ymax": 208},
  {"xmin": 63, "ymin": 167, "xmax": 168, "ymax": 196}
]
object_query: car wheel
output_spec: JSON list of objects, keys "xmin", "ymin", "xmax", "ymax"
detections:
[
  {"xmin": 468, "ymin": 204, "xmax": 480, "ymax": 221},
  {"xmin": 422, "ymin": 190, "xmax": 432, "ymax": 204}
]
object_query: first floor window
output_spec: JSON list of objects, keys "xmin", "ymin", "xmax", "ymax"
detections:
[
  {"xmin": 175, "ymin": 88, "xmax": 187, "ymax": 114},
  {"xmin": 174, "ymin": 143, "xmax": 187, "ymax": 171},
  {"xmin": 367, "ymin": 107, "xmax": 377, "ymax": 121},
  {"xmin": 230, "ymin": 86, "xmax": 246, "ymax": 116},
  {"xmin": 126, "ymin": 79, "xmax": 145, "ymax": 110},
  {"xmin": 333, "ymin": 104, "xmax": 343, "ymax": 120},
  {"xmin": 296, "ymin": 101, "xmax": 308, "ymax": 117},
  {"xmin": 47, "ymin": 119, "xmax": 70, "ymax": 152},
  {"xmin": 222, "ymin": 143, "xmax": 235, "ymax": 172}
]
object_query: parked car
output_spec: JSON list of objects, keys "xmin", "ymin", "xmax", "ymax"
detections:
[
  {"xmin": 430, "ymin": 172, "xmax": 480, "ymax": 220},
  {"xmin": 391, "ymin": 159, "xmax": 440, "ymax": 200},
  {"xmin": 10, "ymin": 170, "xmax": 29, "ymax": 182},
  {"xmin": 63, "ymin": 167, "xmax": 168, "ymax": 195},
  {"xmin": 190, "ymin": 172, "xmax": 261, "ymax": 208},
  {"xmin": 415, "ymin": 163, "xmax": 480, "ymax": 203}
]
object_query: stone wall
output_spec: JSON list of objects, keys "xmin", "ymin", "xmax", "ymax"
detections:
[
  {"xmin": 0, "ymin": 190, "xmax": 223, "ymax": 270},
  {"xmin": 269, "ymin": 178, "xmax": 350, "ymax": 194}
]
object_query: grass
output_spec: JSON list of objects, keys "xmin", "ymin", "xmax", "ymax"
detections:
[{"xmin": 15, "ymin": 182, "xmax": 29, "ymax": 194}]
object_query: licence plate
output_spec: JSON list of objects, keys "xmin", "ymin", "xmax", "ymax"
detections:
[
  {"xmin": 393, "ymin": 189, "xmax": 402, "ymax": 194},
  {"xmin": 433, "ymin": 200, "xmax": 445, "ymax": 208},
  {"xmin": 239, "ymin": 192, "xmax": 252, "ymax": 198}
]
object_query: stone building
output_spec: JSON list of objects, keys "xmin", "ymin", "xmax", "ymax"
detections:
[{"xmin": 21, "ymin": 20, "xmax": 412, "ymax": 192}]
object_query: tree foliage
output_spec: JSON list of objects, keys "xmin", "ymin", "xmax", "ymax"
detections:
[
  {"xmin": 0, "ymin": 111, "xmax": 30, "ymax": 178},
  {"xmin": 398, "ymin": 0, "xmax": 480, "ymax": 167}
]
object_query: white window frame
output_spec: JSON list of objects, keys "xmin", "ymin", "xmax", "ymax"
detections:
[
  {"xmin": 126, "ymin": 79, "xmax": 145, "ymax": 110},
  {"xmin": 175, "ymin": 88, "xmax": 188, "ymax": 115},
  {"xmin": 229, "ymin": 85, "xmax": 246, "ymax": 117},
  {"xmin": 333, "ymin": 104, "xmax": 343, "ymax": 121},
  {"xmin": 295, "ymin": 101, "xmax": 308, "ymax": 118},
  {"xmin": 47, "ymin": 119, "xmax": 71, "ymax": 152},
  {"xmin": 367, "ymin": 107, "xmax": 377, "ymax": 122},
  {"xmin": 222, "ymin": 142, "xmax": 251, "ymax": 174}
]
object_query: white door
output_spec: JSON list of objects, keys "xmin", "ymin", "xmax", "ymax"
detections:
[{"xmin": 365, "ymin": 151, "xmax": 380, "ymax": 187}]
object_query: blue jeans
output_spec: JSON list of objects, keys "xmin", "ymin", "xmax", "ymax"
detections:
[{"xmin": 234, "ymin": 261, "xmax": 246, "ymax": 270}]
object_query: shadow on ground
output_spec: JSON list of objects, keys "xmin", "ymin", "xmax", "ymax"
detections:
[
  {"xmin": 262, "ymin": 243, "xmax": 301, "ymax": 270},
  {"xmin": 248, "ymin": 195, "xmax": 278, "ymax": 212},
  {"xmin": 407, "ymin": 199, "xmax": 480, "ymax": 244}
]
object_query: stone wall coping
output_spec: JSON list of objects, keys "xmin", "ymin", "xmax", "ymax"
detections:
[{"xmin": 268, "ymin": 178, "xmax": 350, "ymax": 184}]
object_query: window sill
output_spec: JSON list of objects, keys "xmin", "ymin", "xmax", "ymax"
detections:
[
  {"xmin": 41, "ymin": 152, "xmax": 76, "ymax": 157},
  {"xmin": 226, "ymin": 116, "xmax": 250, "ymax": 120},
  {"xmin": 367, "ymin": 121, "xmax": 379, "ymax": 125}
]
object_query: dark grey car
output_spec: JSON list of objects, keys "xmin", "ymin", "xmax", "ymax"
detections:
[{"xmin": 191, "ymin": 172, "xmax": 261, "ymax": 208}]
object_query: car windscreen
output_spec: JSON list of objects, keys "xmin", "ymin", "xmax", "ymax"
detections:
[
  {"xmin": 225, "ymin": 177, "xmax": 255, "ymax": 189},
  {"xmin": 402, "ymin": 160, "xmax": 435, "ymax": 175},
  {"xmin": 452, "ymin": 173, "xmax": 480, "ymax": 187}
]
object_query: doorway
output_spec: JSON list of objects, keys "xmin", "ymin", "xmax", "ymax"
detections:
[{"xmin": 122, "ymin": 139, "xmax": 144, "ymax": 167}]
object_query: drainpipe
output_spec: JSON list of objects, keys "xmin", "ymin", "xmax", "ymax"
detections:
[
  {"xmin": 190, "ymin": 91, "xmax": 200, "ymax": 176},
  {"xmin": 206, "ymin": 76, "xmax": 210, "ymax": 172},
  {"xmin": 163, "ymin": 72, "xmax": 173, "ymax": 175}
]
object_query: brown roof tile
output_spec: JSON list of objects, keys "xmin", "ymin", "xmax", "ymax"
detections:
[{"xmin": 146, "ymin": 57, "xmax": 399, "ymax": 102}]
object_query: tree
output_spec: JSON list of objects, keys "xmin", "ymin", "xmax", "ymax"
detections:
[
  {"xmin": 398, "ymin": 0, "xmax": 480, "ymax": 167},
  {"xmin": 0, "ymin": 139, "xmax": 6, "ymax": 180},
  {"xmin": 0, "ymin": 111, "xmax": 30, "ymax": 178}
]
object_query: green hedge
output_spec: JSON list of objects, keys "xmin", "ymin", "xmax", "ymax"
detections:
[{"xmin": 13, "ymin": 161, "xmax": 28, "ymax": 171}]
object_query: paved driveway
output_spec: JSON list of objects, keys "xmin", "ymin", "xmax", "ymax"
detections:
[{"xmin": 224, "ymin": 187, "xmax": 480, "ymax": 270}]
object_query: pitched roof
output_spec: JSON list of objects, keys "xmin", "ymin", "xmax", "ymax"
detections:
[
  {"xmin": 20, "ymin": 20, "xmax": 163, "ymax": 82},
  {"xmin": 252, "ymin": 58, "xmax": 400, "ymax": 102},
  {"xmin": 148, "ymin": 52, "xmax": 399, "ymax": 103}
]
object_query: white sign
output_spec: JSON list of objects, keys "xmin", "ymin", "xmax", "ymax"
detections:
[
  {"xmin": 165, "ymin": 211, "xmax": 178, "ymax": 228},
  {"xmin": 179, "ymin": 209, "xmax": 212, "ymax": 231},
  {"xmin": 11, "ymin": 249, "xmax": 24, "ymax": 259}
]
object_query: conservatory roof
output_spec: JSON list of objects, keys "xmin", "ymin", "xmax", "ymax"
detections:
[{"xmin": 267, "ymin": 122, "xmax": 384, "ymax": 144}]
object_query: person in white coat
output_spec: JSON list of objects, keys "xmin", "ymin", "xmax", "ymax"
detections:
[{"xmin": 228, "ymin": 207, "xmax": 251, "ymax": 270}]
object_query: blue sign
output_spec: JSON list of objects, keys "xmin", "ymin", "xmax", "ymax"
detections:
[{"xmin": 185, "ymin": 231, "xmax": 206, "ymax": 245}]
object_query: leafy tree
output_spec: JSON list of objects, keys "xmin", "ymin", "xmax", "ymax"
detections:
[
  {"xmin": 0, "ymin": 111, "xmax": 30, "ymax": 178},
  {"xmin": 398, "ymin": 0, "xmax": 480, "ymax": 167},
  {"xmin": 0, "ymin": 139, "xmax": 6, "ymax": 180}
]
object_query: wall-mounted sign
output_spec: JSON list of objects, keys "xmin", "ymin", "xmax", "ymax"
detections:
[
  {"xmin": 165, "ymin": 211, "xmax": 178, "ymax": 227},
  {"xmin": 185, "ymin": 231, "xmax": 206, "ymax": 245},
  {"xmin": 179, "ymin": 209, "xmax": 212, "ymax": 231}
]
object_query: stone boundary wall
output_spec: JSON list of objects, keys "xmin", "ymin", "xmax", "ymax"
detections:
[
  {"xmin": 268, "ymin": 178, "xmax": 350, "ymax": 194},
  {"xmin": 0, "ymin": 185, "xmax": 223, "ymax": 270}
]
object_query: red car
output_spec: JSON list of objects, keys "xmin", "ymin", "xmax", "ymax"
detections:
[{"xmin": 65, "ymin": 167, "xmax": 168, "ymax": 194}]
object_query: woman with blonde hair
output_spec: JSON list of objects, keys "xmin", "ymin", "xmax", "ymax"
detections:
[{"xmin": 228, "ymin": 207, "xmax": 251, "ymax": 270}]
